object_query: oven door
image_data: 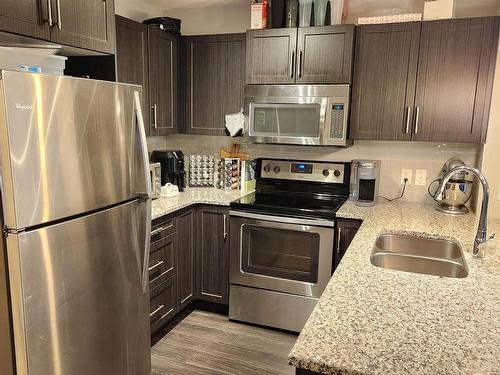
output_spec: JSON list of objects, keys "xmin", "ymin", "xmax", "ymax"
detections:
[{"xmin": 229, "ymin": 211, "xmax": 334, "ymax": 298}]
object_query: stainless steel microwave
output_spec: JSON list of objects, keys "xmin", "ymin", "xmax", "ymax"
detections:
[{"xmin": 244, "ymin": 85, "xmax": 351, "ymax": 146}]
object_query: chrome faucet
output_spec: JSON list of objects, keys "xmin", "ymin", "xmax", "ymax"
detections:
[{"xmin": 434, "ymin": 166, "xmax": 495, "ymax": 258}]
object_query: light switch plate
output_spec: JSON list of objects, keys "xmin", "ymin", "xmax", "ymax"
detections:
[
  {"xmin": 401, "ymin": 169, "xmax": 413, "ymax": 185},
  {"xmin": 415, "ymin": 170, "xmax": 427, "ymax": 186}
]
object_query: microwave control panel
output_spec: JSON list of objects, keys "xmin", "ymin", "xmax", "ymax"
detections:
[{"xmin": 330, "ymin": 104, "xmax": 345, "ymax": 139}]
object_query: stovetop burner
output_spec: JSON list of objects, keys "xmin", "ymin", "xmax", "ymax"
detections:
[
  {"xmin": 231, "ymin": 191, "xmax": 348, "ymax": 220},
  {"xmin": 230, "ymin": 158, "xmax": 351, "ymax": 220}
]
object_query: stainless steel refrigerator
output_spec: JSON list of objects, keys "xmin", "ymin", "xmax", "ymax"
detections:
[{"xmin": 0, "ymin": 71, "xmax": 152, "ymax": 375}]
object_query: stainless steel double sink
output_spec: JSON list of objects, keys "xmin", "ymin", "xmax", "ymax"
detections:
[{"xmin": 370, "ymin": 233, "xmax": 469, "ymax": 278}]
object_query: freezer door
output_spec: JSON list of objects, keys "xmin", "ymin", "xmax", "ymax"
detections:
[
  {"xmin": 0, "ymin": 71, "xmax": 148, "ymax": 229},
  {"xmin": 6, "ymin": 200, "xmax": 151, "ymax": 375}
]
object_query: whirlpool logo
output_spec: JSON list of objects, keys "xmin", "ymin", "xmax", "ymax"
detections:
[{"xmin": 15, "ymin": 103, "xmax": 33, "ymax": 111}]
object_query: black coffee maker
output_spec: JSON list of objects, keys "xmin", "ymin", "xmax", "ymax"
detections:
[{"xmin": 151, "ymin": 150, "xmax": 185, "ymax": 191}]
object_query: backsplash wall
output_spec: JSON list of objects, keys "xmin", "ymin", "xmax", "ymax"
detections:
[{"xmin": 147, "ymin": 135, "xmax": 482, "ymax": 206}]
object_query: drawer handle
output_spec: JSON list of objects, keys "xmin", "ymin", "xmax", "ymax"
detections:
[
  {"xmin": 150, "ymin": 304, "xmax": 164, "ymax": 318},
  {"xmin": 150, "ymin": 222, "xmax": 173, "ymax": 236},
  {"xmin": 148, "ymin": 260, "xmax": 164, "ymax": 272}
]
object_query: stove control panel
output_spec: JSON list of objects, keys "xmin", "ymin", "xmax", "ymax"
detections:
[{"xmin": 260, "ymin": 159, "xmax": 346, "ymax": 184}]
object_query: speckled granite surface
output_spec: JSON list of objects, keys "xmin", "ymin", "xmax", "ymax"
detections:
[
  {"xmin": 289, "ymin": 200, "xmax": 500, "ymax": 375},
  {"xmin": 151, "ymin": 187, "xmax": 249, "ymax": 220}
]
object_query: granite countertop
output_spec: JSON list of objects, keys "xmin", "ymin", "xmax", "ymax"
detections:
[
  {"xmin": 151, "ymin": 187, "xmax": 249, "ymax": 220},
  {"xmin": 289, "ymin": 200, "xmax": 500, "ymax": 375}
]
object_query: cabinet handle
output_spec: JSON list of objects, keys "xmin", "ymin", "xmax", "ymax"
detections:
[
  {"xmin": 414, "ymin": 106, "xmax": 420, "ymax": 134},
  {"xmin": 46, "ymin": 0, "xmax": 53, "ymax": 26},
  {"xmin": 405, "ymin": 106, "xmax": 412, "ymax": 134},
  {"xmin": 152, "ymin": 104, "xmax": 158, "ymax": 129},
  {"xmin": 336, "ymin": 226, "xmax": 342, "ymax": 254},
  {"xmin": 149, "ymin": 305, "xmax": 164, "ymax": 318},
  {"xmin": 223, "ymin": 214, "xmax": 227, "ymax": 240},
  {"xmin": 289, "ymin": 51, "xmax": 295, "ymax": 78},
  {"xmin": 148, "ymin": 260, "xmax": 164, "ymax": 272},
  {"xmin": 55, "ymin": 0, "xmax": 62, "ymax": 29},
  {"xmin": 150, "ymin": 222, "xmax": 173, "ymax": 236},
  {"xmin": 298, "ymin": 50, "xmax": 303, "ymax": 78},
  {"xmin": 150, "ymin": 226, "xmax": 164, "ymax": 236}
]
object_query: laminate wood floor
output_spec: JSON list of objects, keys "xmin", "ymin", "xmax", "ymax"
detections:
[{"xmin": 151, "ymin": 310, "xmax": 298, "ymax": 375}]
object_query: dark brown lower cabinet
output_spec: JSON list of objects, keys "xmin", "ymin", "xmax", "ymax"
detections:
[
  {"xmin": 334, "ymin": 218, "xmax": 362, "ymax": 270},
  {"xmin": 195, "ymin": 206, "xmax": 230, "ymax": 304},
  {"xmin": 148, "ymin": 206, "xmax": 228, "ymax": 335},
  {"xmin": 177, "ymin": 209, "xmax": 196, "ymax": 310},
  {"xmin": 150, "ymin": 276, "xmax": 177, "ymax": 333}
]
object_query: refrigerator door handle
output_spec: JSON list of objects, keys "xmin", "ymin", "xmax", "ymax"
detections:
[
  {"xmin": 134, "ymin": 91, "xmax": 153, "ymax": 294},
  {"xmin": 133, "ymin": 91, "xmax": 152, "ymax": 199},
  {"xmin": 142, "ymin": 200, "xmax": 152, "ymax": 294}
]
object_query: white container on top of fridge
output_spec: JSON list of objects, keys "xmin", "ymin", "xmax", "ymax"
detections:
[{"xmin": 0, "ymin": 46, "xmax": 67, "ymax": 75}]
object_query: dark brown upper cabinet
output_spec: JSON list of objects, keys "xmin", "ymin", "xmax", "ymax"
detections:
[
  {"xmin": 0, "ymin": 0, "xmax": 115, "ymax": 54},
  {"xmin": 115, "ymin": 15, "xmax": 149, "ymax": 132},
  {"xmin": 148, "ymin": 26, "xmax": 178, "ymax": 136},
  {"xmin": 50, "ymin": 0, "xmax": 115, "ymax": 54},
  {"xmin": 350, "ymin": 22, "xmax": 420, "ymax": 141},
  {"xmin": 185, "ymin": 34, "xmax": 245, "ymax": 135},
  {"xmin": 245, "ymin": 25, "xmax": 354, "ymax": 85},
  {"xmin": 351, "ymin": 17, "xmax": 499, "ymax": 143},
  {"xmin": 0, "ymin": 0, "xmax": 50, "ymax": 40},
  {"xmin": 412, "ymin": 17, "xmax": 499, "ymax": 143},
  {"xmin": 296, "ymin": 25, "xmax": 354, "ymax": 84},
  {"xmin": 246, "ymin": 28, "xmax": 297, "ymax": 84}
]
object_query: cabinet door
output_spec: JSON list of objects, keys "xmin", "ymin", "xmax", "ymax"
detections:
[
  {"xmin": 246, "ymin": 28, "xmax": 297, "ymax": 84},
  {"xmin": 0, "ymin": 0, "xmax": 50, "ymax": 39},
  {"xmin": 334, "ymin": 219, "xmax": 362, "ymax": 271},
  {"xmin": 148, "ymin": 27, "xmax": 178, "ymax": 136},
  {"xmin": 115, "ymin": 15, "xmax": 149, "ymax": 133},
  {"xmin": 177, "ymin": 209, "xmax": 196, "ymax": 310},
  {"xmin": 296, "ymin": 25, "xmax": 354, "ymax": 84},
  {"xmin": 150, "ymin": 276, "xmax": 177, "ymax": 334},
  {"xmin": 412, "ymin": 17, "xmax": 500, "ymax": 143},
  {"xmin": 350, "ymin": 22, "xmax": 420, "ymax": 141},
  {"xmin": 49, "ymin": 0, "xmax": 115, "ymax": 54},
  {"xmin": 149, "ymin": 232, "xmax": 177, "ymax": 290},
  {"xmin": 185, "ymin": 34, "xmax": 245, "ymax": 135},
  {"xmin": 196, "ymin": 206, "xmax": 229, "ymax": 304}
]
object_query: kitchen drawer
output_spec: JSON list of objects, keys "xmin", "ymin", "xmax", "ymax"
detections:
[
  {"xmin": 149, "ymin": 232, "xmax": 177, "ymax": 289},
  {"xmin": 151, "ymin": 217, "xmax": 176, "ymax": 243},
  {"xmin": 150, "ymin": 276, "xmax": 177, "ymax": 333}
]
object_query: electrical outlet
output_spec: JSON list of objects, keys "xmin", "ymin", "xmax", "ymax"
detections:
[
  {"xmin": 401, "ymin": 169, "xmax": 413, "ymax": 185},
  {"xmin": 415, "ymin": 170, "xmax": 427, "ymax": 186}
]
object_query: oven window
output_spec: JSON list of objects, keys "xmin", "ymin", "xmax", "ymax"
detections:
[
  {"xmin": 251, "ymin": 104, "xmax": 321, "ymax": 138},
  {"xmin": 241, "ymin": 225, "xmax": 320, "ymax": 283}
]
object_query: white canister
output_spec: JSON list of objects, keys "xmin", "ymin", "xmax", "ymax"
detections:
[{"xmin": 330, "ymin": 0, "xmax": 344, "ymax": 25}]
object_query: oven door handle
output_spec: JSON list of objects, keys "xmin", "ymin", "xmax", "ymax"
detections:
[{"xmin": 228, "ymin": 210, "xmax": 335, "ymax": 228}]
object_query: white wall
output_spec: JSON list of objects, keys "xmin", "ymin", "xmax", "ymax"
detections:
[
  {"xmin": 148, "ymin": 135, "xmax": 481, "ymax": 205},
  {"xmin": 166, "ymin": 4, "xmax": 250, "ymax": 35}
]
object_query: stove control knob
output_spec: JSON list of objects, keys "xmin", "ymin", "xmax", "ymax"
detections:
[
  {"xmin": 322, "ymin": 169, "xmax": 330, "ymax": 177},
  {"xmin": 263, "ymin": 164, "xmax": 271, "ymax": 173},
  {"xmin": 273, "ymin": 166, "xmax": 281, "ymax": 174},
  {"xmin": 333, "ymin": 170, "xmax": 341, "ymax": 178}
]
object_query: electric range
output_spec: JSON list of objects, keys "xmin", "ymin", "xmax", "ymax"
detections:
[{"xmin": 229, "ymin": 158, "xmax": 351, "ymax": 332}]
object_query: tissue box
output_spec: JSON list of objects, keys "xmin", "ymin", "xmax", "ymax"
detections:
[{"xmin": 423, "ymin": 0, "xmax": 455, "ymax": 20}]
